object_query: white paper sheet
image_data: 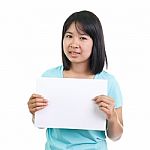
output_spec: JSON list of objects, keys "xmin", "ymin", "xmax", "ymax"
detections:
[{"xmin": 35, "ymin": 77, "xmax": 107, "ymax": 130}]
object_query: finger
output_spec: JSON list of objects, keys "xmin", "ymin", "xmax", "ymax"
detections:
[
  {"xmin": 29, "ymin": 94, "xmax": 43, "ymax": 101},
  {"xmin": 93, "ymin": 95, "xmax": 102, "ymax": 100},
  {"xmin": 28, "ymin": 98, "xmax": 48, "ymax": 112},
  {"xmin": 32, "ymin": 93, "xmax": 43, "ymax": 97},
  {"xmin": 29, "ymin": 97, "xmax": 48, "ymax": 105},
  {"xmin": 29, "ymin": 98, "xmax": 48, "ymax": 108},
  {"xmin": 95, "ymin": 96, "xmax": 114, "ymax": 105},
  {"xmin": 97, "ymin": 102, "xmax": 109, "ymax": 109},
  {"xmin": 28, "ymin": 94, "xmax": 43, "ymax": 105},
  {"xmin": 30, "ymin": 101, "xmax": 48, "ymax": 109},
  {"xmin": 95, "ymin": 98, "xmax": 110, "ymax": 105},
  {"xmin": 29, "ymin": 99, "xmax": 48, "ymax": 113},
  {"xmin": 33, "ymin": 97, "xmax": 48, "ymax": 103},
  {"xmin": 30, "ymin": 106, "xmax": 46, "ymax": 114}
]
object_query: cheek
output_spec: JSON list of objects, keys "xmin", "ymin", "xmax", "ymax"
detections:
[
  {"xmin": 86, "ymin": 40, "xmax": 93, "ymax": 50},
  {"xmin": 84, "ymin": 43, "xmax": 93, "ymax": 55},
  {"xmin": 82, "ymin": 48, "xmax": 92, "ymax": 59},
  {"xmin": 63, "ymin": 39, "xmax": 69, "ymax": 50}
]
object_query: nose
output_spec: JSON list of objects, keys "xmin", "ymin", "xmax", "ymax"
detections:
[
  {"xmin": 69, "ymin": 44, "xmax": 79, "ymax": 49},
  {"xmin": 69, "ymin": 37, "xmax": 79, "ymax": 49}
]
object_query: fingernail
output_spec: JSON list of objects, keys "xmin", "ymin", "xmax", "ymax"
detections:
[{"xmin": 44, "ymin": 99, "xmax": 48, "ymax": 102}]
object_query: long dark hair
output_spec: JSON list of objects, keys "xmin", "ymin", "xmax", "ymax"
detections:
[{"xmin": 61, "ymin": 10, "xmax": 108, "ymax": 74}]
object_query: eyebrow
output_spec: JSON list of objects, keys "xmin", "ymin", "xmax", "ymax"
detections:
[
  {"xmin": 65, "ymin": 31, "xmax": 88, "ymax": 36},
  {"xmin": 65, "ymin": 31, "xmax": 73, "ymax": 34}
]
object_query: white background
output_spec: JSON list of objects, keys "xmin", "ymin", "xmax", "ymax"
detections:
[{"xmin": 0, "ymin": 0, "xmax": 150, "ymax": 149}]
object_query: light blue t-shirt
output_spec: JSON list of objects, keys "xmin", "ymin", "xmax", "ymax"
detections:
[{"xmin": 42, "ymin": 65, "xmax": 123, "ymax": 150}]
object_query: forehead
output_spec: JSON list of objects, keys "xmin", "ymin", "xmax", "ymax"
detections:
[{"xmin": 66, "ymin": 22, "xmax": 86, "ymax": 34}]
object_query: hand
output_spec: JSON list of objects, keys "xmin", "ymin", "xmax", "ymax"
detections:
[
  {"xmin": 93, "ymin": 95, "xmax": 116, "ymax": 121},
  {"xmin": 27, "ymin": 94, "xmax": 48, "ymax": 115}
]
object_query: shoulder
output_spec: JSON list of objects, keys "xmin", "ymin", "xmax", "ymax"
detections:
[
  {"xmin": 41, "ymin": 65, "xmax": 63, "ymax": 78},
  {"xmin": 96, "ymin": 70, "xmax": 120, "ymax": 90},
  {"xmin": 96, "ymin": 70, "xmax": 116, "ymax": 81}
]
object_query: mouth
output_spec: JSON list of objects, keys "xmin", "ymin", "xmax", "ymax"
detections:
[
  {"xmin": 69, "ymin": 51, "xmax": 80, "ymax": 55},
  {"xmin": 68, "ymin": 51, "xmax": 81, "ymax": 58}
]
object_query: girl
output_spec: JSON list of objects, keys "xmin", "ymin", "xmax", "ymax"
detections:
[{"xmin": 28, "ymin": 10, "xmax": 123, "ymax": 150}]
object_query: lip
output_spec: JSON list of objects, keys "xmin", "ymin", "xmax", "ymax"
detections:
[{"xmin": 68, "ymin": 51, "xmax": 80, "ymax": 57}]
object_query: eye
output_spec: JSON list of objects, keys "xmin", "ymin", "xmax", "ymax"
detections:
[
  {"xmin": 80, "ymin": 37, "xmax": 87, "ymax": 40},
  {"xmin": 65, "ymin": 34, "xmax": 72, "ymax": 38}
]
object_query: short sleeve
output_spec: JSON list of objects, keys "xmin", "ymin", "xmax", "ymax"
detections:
[
  {"xmin": 41, "ymin": 66, "xmax": 63, "ymax": 78},
  {"xmin": 107, "ymin": 76, "xmax": 123, "ymax": 108}
]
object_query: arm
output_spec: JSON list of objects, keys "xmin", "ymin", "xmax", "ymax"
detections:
[
  {"xmin": 94, "ymin": 95, "xmax": 123, "ymax": 141},
  {"xmin": 106, "ymin": 107, "xmax": 123, "ymax": 141}
]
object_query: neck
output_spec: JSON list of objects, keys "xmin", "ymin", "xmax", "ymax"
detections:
[
  {"xmin": 63, "ymin": 63, "xmax": 94, "ymax": 79},
  {"xmin": 70, "ymin": 63, "xmax": 91, "ymax": 75}
]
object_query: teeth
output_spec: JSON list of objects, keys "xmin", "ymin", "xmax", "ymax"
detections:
[{"xmin": 71, "ymin": 52, "xmax": 79, "ymax": 54}]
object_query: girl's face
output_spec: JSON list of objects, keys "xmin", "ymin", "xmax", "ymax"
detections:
[{"xmin": 63, "ymin": 22, "xmax": 93, "ymax": 64}]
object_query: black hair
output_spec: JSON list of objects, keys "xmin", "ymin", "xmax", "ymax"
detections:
[{"xmin": 61, "ymin": 10, "xmax": 108, "ymax": 74}]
